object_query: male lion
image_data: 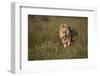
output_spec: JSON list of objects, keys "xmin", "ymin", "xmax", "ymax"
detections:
[{"xmin": 59, "ymin": 24, "xmax": 72, "ymax": 48}]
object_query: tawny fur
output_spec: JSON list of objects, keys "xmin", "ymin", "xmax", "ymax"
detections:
[{"xmin": 59, "ymin": 24, "xmax": 72, "ymax": 48}]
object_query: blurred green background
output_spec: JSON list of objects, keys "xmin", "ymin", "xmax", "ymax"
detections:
[{"xmin": 28, "ymin": 15, "xmax": 88, "ymax": 60}]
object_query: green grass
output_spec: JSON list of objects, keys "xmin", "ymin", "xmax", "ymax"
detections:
[{"xmin": 28, "ymin": 15, "xmax": 88, "ymax": 60}]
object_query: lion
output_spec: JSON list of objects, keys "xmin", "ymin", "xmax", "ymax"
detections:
[{"xmin": 59, "ymin": 23, "xmax": 72, "ymax": 48}]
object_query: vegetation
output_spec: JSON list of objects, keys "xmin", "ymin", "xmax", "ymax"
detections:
[{"xmin": 28, "ymin": 15, "xmax": 88, "ymax": 60}]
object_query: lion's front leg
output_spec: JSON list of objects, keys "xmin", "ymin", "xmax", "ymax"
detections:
[
  {"xmin": 63, "ymin": 43, "xmax": 67, "ymax": 48},
  {"xmin": 67, "ymin": 40, "xmax": 71, "ymax": 46}
]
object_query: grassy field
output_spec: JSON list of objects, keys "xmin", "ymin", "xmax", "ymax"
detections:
[{"xmin": 28, "ymin": 15, "xmax": 88, "ymax": 60}]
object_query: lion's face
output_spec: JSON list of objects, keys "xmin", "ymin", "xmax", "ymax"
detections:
[
  {"xmin": 59, "ymin": 24, "xmax": 68, "ymax": 33},
  {"xmin": 59, "ymin": 24, "xmax": 70, "ymax": 38}
]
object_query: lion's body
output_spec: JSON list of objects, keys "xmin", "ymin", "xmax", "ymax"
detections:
[{"xmin": 59, "ymin": 24, "xmax": 72, "ymax": 48}]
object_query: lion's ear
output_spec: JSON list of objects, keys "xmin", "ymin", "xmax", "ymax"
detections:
[
  {"xmin": 64, "ymin": 24, "xmax": 68, "ymax": 27},
  {"xmin": 59, "ymin": 24, "xmax": 63, "ymax": 29}
]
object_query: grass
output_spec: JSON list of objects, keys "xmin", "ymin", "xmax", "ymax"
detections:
[
  {"xmin": 28, "ymin": 43, "xmax": 88, "ymax": 60},
  {"xmin": 28, "ymin": 15, "xmax": 88, "ymax": 60}
]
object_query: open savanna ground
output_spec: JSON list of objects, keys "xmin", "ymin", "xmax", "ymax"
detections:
[{"xmin": 28, "ymin": 15, "xmax": 88, "ymax": 60}]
